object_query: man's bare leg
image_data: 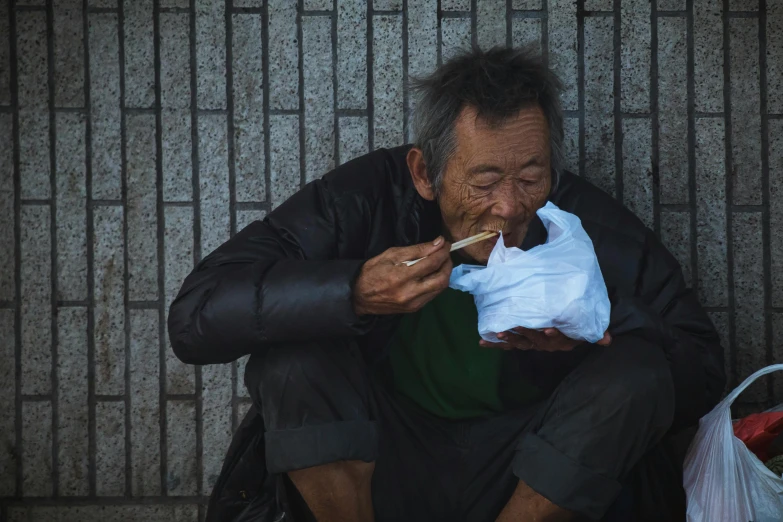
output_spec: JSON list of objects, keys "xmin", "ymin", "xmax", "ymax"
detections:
[
  {"xmin": 288, "ymin": 460, "xmax": 375, "ymax": 522},
  {"xmin": 496, "ymin": 480, "xmax": 575, "ymax": 522}
]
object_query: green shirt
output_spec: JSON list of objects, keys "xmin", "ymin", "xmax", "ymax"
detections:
[{"xmin": 388, "ymin": 286, "xmax": 541, "ymax": 419}]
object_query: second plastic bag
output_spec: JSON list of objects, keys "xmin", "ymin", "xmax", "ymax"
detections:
[{"xmin": 449, "ymin": 201, "xmax": 610, "ymax": 343}]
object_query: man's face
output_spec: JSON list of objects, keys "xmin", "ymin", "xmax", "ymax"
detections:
[{"xmin": 437, "ymin": 104, "xmax": 552, "ymax": 264}]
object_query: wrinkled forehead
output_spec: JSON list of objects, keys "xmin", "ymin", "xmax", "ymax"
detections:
[{"xmin": 449, "ymin": 105, "xmax": 551, "ymax": 176}]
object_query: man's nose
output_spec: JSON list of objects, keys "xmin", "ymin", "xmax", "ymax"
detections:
[{"xmin": 489, "ymin": 184, "xmax": 525, "ymax": 220}]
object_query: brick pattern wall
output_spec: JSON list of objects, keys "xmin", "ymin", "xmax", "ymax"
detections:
[{"xmin": 0, "ymin": 0, "xmax": 781, "ymax": 519}]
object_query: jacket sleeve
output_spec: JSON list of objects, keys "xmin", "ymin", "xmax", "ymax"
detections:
[
  {"xmin": 609, "ymin": 230, "xmax": 726, "ymax": 432},
  {"xmin": 167, "ymin": 177, "xmax": 376, "ymax": 365}
]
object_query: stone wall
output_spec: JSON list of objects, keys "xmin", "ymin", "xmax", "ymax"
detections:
[{"xmin": 1, "ymin": 0, "xmax": 781, "ymax": 519}]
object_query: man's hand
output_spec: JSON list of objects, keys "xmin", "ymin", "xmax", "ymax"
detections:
[
  {"xmin": 479, "ymin": 327, "xmax": 612, "ymax": 351},
  {"xmin": 353, "ymin": 237, "xmax": 453, "ymax": 316}
]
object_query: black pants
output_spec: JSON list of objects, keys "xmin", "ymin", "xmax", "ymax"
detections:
[{"xmin": 246, "ymin": 335, "xmax": 684, "ymax": 521}]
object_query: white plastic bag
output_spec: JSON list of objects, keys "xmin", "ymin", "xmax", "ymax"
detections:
[
  {"xmin": 684, "ymin": 364, "xmax": 783, "ymax": 522},
  {"xmin": 448, "ymin": 201, "xmax": 610, "ymax": 343}
]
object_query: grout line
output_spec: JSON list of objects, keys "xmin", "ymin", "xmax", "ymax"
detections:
[
  {"xmin": 127, "ymin": 301, "xmax": 159, "ymax": 309},
  {"xmin": 732, "ymin": 204, "xmax": 767, "ymax": 212},
  {"xmin": 727, "ymin": 11, "xmax": 760, "ymax": 18},
  {"xmin": 657, "ymin": 10, "xmax": 686, "ymax": 17},
  {"xmin": 91, "ymin": 199, "xmax": 124, "ymax": 207},
  {"xmin": 621, "ymin": 112, "xmax": 653, "ymax": 118},
  {"xmin": 661, "ymin": 203, "xmax": 691, "ymax": 211},
  {"xmin": 686, "ymin": 0, "xmax": 700, "ymax": 349},
  {"xmin": 298, "ymin": 0, "xmax": 305, "ymax": 190},
  {"xmin": 723, "ymin": 0, "xmax": 738, "ymax": 390},
  {"xmin": 613, "ymin": 0, "xmax": 623, "ymax": 204},
  {"xmin": 759, "ymin": 0, "xmax": 774, "ymax": 403},
  {"xmin": 52, "ymin": 107, "xmax": 87, "ymax": 113},
  {"xmin": 188, "ymin": 0, "xmax": 204, "ymax": 500},
  {"xmin": 195, "ymin": 108, "xmax": 227, "ymax": 115},
  {"xmin": 267, "ymin": 108, "xmax": 300, "ymax": 115},
  {"xmin": 505, "ymin": 0, "xmax": 512, "ymax": 47},
  {"xmin": 335, "ymin": 108, "xmax": 368, "ymax": 117},
  {"xmin": 440, "ymin": 10, "xmax": 470, "ymax": 19},
  {"xmin": 118, "ymin": 0, "xmax": 133, "ymax": 499},
  {"xmin": 94, "ymin": 395, "xmax": 126, "ymax": 402},
  {"xmin": 162, "ymin": 201, "xmax": 194, "ymax": 207},
  {"xmin": 402, "ymin": 0, "xmax": 409, "ymax": 142},
  {"xmin": 231, "ymin": 7, "xmax": 263, "ymax": 15},
  {"xmin": 470, "ymin": 0, "xmax": 477, "ymax": 48},
  {"xmin": 373, "ymin": 9, "xmax": 401, "ymax": 16},
  {"xmin": 45, "ymin": 0, "xmax": 60, "ymax": 497},
  {"xmin": 367, "ymin": 0, "xmax": 374, "ymax": 150},
  {"xmin": 332, "ymin": 0, "xmax": 339, "ymax": 166},
  {"xmin": 651, "ymin": 0, "xmax": 660, "ymax": 236},
  {"xmin": 82, "ymin": 0, "xmax": 98, "ymax": 498},
  {"xmin": 695, "ymin": 111, "xmax": 725, "ymax": 118},
  {"xmin": 583, "ymin": 10, "xmax": 613, "ymax": 17},
  {"xmin": 0, "ymin": 301, "xmax": 16, "ymax": 309},
  {"xmin": 20, "ymin": 199, "xmax": 52, "ymax": 205},
  {"xmin": 263, "ymin": 0, "xmax": 271, "ymax": 206},
  {"xmin": 153, "ymin": 0, "xmax": 167, "ymax": 494},
  {"xmin": 226, "ymin": 0, "xmax": 239, "ymax": 436},
  {"xmin": 302, "ymin": 9, "xmax": 332, "ymax": 16},
  {"xmin": 577, "ymin": 0, "xmax": 585, "ymax": 178},
  {"xmin": 541, "ymin": 0, "xmax": 549, "ymax": 66}
]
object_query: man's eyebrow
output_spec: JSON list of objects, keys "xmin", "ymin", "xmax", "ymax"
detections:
[{"xmin": 466, "ymin": 157, "xmax": 543, "ymax": 176}]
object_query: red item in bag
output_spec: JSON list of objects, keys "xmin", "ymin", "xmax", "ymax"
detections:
[{"xmin": 733, "ymin": 412, "xmax": 783, "ymax": 462}]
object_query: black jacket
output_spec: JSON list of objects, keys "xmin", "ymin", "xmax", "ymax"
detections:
[{"xmin": 167, "ymin": 145, "xmax": 725, "ymax": 519}]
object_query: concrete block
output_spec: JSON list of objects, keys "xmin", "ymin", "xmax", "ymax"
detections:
[
  {"xmin": 56, "ymin": 113, "xmax": 88, "ymax": 302},
  {"xmin": 305, "ymin": 0, "xmax": 332, "ymax": 9},
  {"xmin": 561, "ymin": 117, "xmax": 579, "ymax": 174},
  {"xmin": 442, "ymin": 0, "xmax": 470, "ymax": 10},
  {"xmin": 770, "ymin": 120, "xmax": 783, "ymax": 307},
  {"xmin": 96, "ymin": 401, "xmax": 126, "ymax": 496},
  {"xmin": 126, "ymin": 114, "xmax": 158, "ymax": 301},
  {"xmin": 90, "ymin": 14, "xmax": 122, "ymax": 201},
  {"xmin": 235, "ymin": 354, "xmax": 250, "ymax": 398},
  {"xmin": 338, "ymin": 116, "xmax": 368, "ymax": 165},
  {"xmin": 201, "ymin": 364, "xmax": 232, "ymax": 493},
  {"xmin": 164, "ymin": 206, "xmax": 195, "ymax": 394},
  {"xmin": 769, "ymin": 1, "xmax": 783, "ymax": 114},
  {"xmin": 166, "ymin": 400, "xmax": 197, "ymax": 495},
  {"xmin": 694, "ymin": 0, "xmax": 724, "ymax": 112},
  {"xmin": 196, "ymin": 0, "xmax": 227, "ymax": 110},
  {"xmin": 269, "ymin": 1, "xmax": 298, "ymax": 110},
  {"xmin": 270, "ymin": 114, "xmax": 301, "ymax": 209},
  {"xmin": 513, "ymin": 0, "xmax": 542, "ymax": 9},
  {"xmin": 373, "ymin": 15, "xmax": 403, "ymax": 149},
  {"xmin": 0, "ymin": 114, "xmax": 14, "ymax": 301},
  {"xmin": 198, "ymin": 114, "xmax": 231, "ymax": 256},
  {"xmin": 304, "ymin": 16, "xmax": 335, "ymax": 183},
  {"xmin": 130, "ymin": 309, "xmax": 161, "ymax": 496},
  {"xmin": 160, "ymin": 13, "xmax": 191, "ymax": 110},
  {"xmin": 583, "ymin": 17, "xmax": 615, "ymax": 196},
  {"xmin": 512, "ymin": 18, "xmax": 542, "ymax": 54},
  {"xmin": 658, "ymin": 0, "xmax": 685, "ymax": 9},
  {"xmin": 22, "ymin": 401, "xmax": 52, "ymax": 496},
  {"xmin": 407, "ymin": 0, "xmax": 438, "ymax": 116},
  {"xmin": 373, "ymin": 0, "xmax": 402, "ymax": 9},
  {"xmin": 622, "ymin": 118, "xmax": 653, "ymax": 229},
  {"xmin": 21, "ymin": 205, "xmax": 52, "ymax": 395},
  {"xmin": 56, "ymin": 307, "xmax": 89, "ymax": 496},
  {"xmin": 660, "ymin": 211, "xmax": 692, "ymax": 288},
  {"xmin": 19, "ymin": 111, "xmax": 51, "ymax": 200},
  {"xmin": 23, "ymin": 505, "xmax": 200, "ymax": 522},
  {"xmin": 476, "ymin": 0, "xmax": 506, "ymax": 50},
  {"xmin": 708, "ymin": 311, "xmax": 731, "ymax": 390},
  {"xmin": 54, "ymin": 8, "xmax": 86, "ymax": 108},
  {"xmin": 585, "ymin": 0, "xmax": 612, "ymax": 10},
  {"xmin": 237, "ymin": 401, "xmax": 253, "ymax": 430},
  {"xmin": 16, "ymin": 11, "xmax": 48, "ymax": 111},
  {"xmin": 0, "ymin": 0, "xmax": 9, "ymax": 105},
  {"xmin": 658, "ymin": 17, "xmax": 688, "ymax": 205},
  {"xmin": 162, "ymin": 109, "xmax": 193, "ymax": 202},
  {"xmin": 440, "ymin": 17, "xmax": 472, "ymax": 63},
  {"xmin": 236, "ymin": 210, "xmax": 266, "ymax": 233},
  {"xmin": 695, "ymin": 118, "xmax": 728, "ymax": 307},
  {"xmin": 0, "ymin": 311, "xmax": 16, "ymax": 497},
  {"xmin": 124, "ymin": 0, "xmax": 155, "ymax": 109},
  {"xmin": 232, "ymin": 13, "xmax": 265, "ymax": 204},
  {"xmin": 548, "ymin": 0, "xmax": 578, "ymax": 111},
  {"xmin": 730, "ymin": 18, "xmax": 762, "ymax": 206},
  {"xmin": 337, "ymin": 0, "xmax": 367, "ymax": 109},
  {"xmin": 621, "ymin": 0, "xmax": 650, "ymax": 113},
  {"xmin": 93, "ymin": 205, "xmax": 125, "ymax": 395},
  {"xmin": 732, "ymin": 212, "xmax": 766, "ymax": 403}
]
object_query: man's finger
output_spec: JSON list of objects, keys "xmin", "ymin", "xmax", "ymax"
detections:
[
  {"xmin": 479, "ymin": 340, "xmax": 513, "ymax": 351},
  {"xmin": 596, "ymin": 331, "xmax": 612, "ymax": 346},
  {"xmin": 396, "ymin": 236, "xmax": 448, "ymax": 263},
  {"xmin": 400, "ymin": 243, "xmax": 452, "ymax": 277},
  {"xmin": 497, "ymin": 331, "xmax": 534, "ymax": 350}
]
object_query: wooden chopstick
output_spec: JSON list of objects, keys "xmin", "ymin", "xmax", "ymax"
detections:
[{"xmin": 402, "ymin": 231, "xmax": 498, "ymax": 266}]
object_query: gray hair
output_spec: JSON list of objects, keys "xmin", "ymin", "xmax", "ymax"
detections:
[{"xmin": 409, "ymin": 46, "xmax": 565, "ymax": 194}]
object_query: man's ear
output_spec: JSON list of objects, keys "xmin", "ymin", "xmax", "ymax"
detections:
[{"xmin": 406, "ymin": 147, "xmax": 436, "ymax": 201}]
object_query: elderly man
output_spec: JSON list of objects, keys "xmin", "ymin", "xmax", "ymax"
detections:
[{"xmin": 168, "ymin": 47, "xmax": 725, "ymax": 522}]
